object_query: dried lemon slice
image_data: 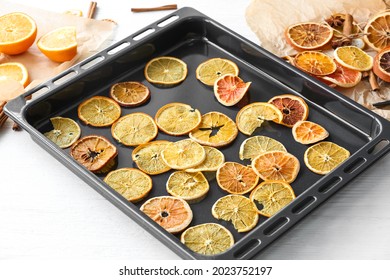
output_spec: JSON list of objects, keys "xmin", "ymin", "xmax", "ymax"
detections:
[
  {"xmin": 181, "ymin": 223, "xmax": 234, "ymax": 255},
  {"xmin": 212, "ymin": 194, "xmax": 259, "ymax": 233},
  {"xmin": 250, "ymin": 181, "xmax": 296, "ymax": 217},
  {"xmin": 239, "ymin": 136, "xmax": 287, "ymax": 161},
  {"xmin": 155, "ymin": 103, "xmax": 201, "ymax": 136},
  {"xmin": 196, "ymin": 58, "xmax": 239, "ymax": 86},
  {"xmin": 189, "ymin": 111, "xmax": 238, "ymax": 147},
  {"xmin": 236, "ymin": 102, "xmax": 283, "ymax": 135},
  {"xmin": 166, "ymin": 171, "xmax": 209, "ymax": 203},
  {"xmin": 161, "ymin": 139, "xmax": 206, "ymax": 170},
  {"xmin": 44, "ymin": 117, "xmax": 81, "ymax": 148},
  {"xmin": 334, "ymin": 46, "xmax": 373, "ymax": 71},
  {"xmin": 78, "ymin": 96, "xmax": 121, "ymax": 127},
  {"xmin": 104, "ymin": 168, "xmax": 152, "ymax": 202},
  {"xmin": 132, "ymin": 140, "xmax": 171, "ymax": 175},
  {"xmin": 111, "ymin": 113, "xmax": 158, "ymax": 146},
  {"xmin": 144, "ymin": 56, "xmax": 187, "ymax": 86},
  {"xmin": 216, "ymin": 162, "xmax": 259, "ymax": 194},
  {"xmin": 186, "ymin": 146, "xmax": 225, "ymax": 172}
]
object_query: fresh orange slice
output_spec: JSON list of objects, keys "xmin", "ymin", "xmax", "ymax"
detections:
[
  {"xmin": 110, "ymin": 81, "xmax": 150, "ymax": 107},
  {"xmin": 292, "ymin": 121, "xmax": 329, "ymax": 145},
  {"xmin": 44, "ymin": 117, "xmax": 81, "ymax": 149},
  {"xmin": 364, "ymin": 12, "xmax": 390, "ymax": 51},
  {"xmin": 373, "ymin": 46, "xmax": 390, "ymax": 82},
  {"xmin": 166, "ymin": 171, "xmax": 209, "ymax": 203},
  {"xmin": 285, "ymin": 22, "xmax": 333, "ymax": 51},
  {"xmin": 37, "ymin": 26, "xmax": 77, "ymax": 62},
  {"xmin": 216, "ymin": 162, "xmax": 259, "ymax": 194},
  {"xmin": 213, "ymin": 74, "xmax": 251, "ymax": 106},
  {"xmin": 111, "ymin": 113, "xmax": 158, "ymax": 147},
  {"xmin": 0, "ymin": 12, "xmax": 37, "ymax": 55},
  {"xmin": 78, "ymin": 96, "xmax": 121, "ymax": 127},
  {"xmin": 239, "ymin": 136, "xmax": 287, "ymax": 161},
  {"xmin": 104, "ymin": 168, "xmax": 152, "ymax": 203},
  {"xmin": 155, "ymin": 103, "xmax": 201, "ymax": 136},
  {"xmin": 294, "ymin": 51, "xmax": 336, "ymax": 76},
  {"xmin": 189, "ymin": 112, "xmax": 238, "ymax": 147},
  {"xmin": 0, "ymin": 62, "xmax": 30, "ymax": 88},
  {"xmin": 321, "ymin": 60, "xmax": 362, "ymax": 88},
  {"xmin": 140, "ymin": 196, "xmax": 193, "ymax": 234},
  {"xmin": 196, "ymin": 58, "xmax": 239, "ymax": 86},
  {"xmin": 144, "ymin": 56, "xmax": 187, "ymax": 86},
  {"xmin": 268, "ymin": 94, "xmax": 309, "ymax": 127},
  {"xmin": 251, "ymin": 151, "xmax": 300, "ymax": 183},
  {"xmin": 250, "ymin": 181, "xmax": 296, "ymax": 217},
  {"xmin": 181, "ymin": 223, "xmax": 234, "ymax": 255},
  {"xmin": 334, "ymin": 46, "xmax": 373, "ymax": 71},
  {"xmin": 132, "ymin": 140, "xmax": 171, "ymax": 175},
  {"xmin": 70, "ymin": 135, "xmax": 117, "ymax": 173}
]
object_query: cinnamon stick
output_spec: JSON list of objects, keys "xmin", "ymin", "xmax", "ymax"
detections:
[
  {"xmin": 87, "ymin": 1, "xmax": 97, "ymax": 19},
  {"xmin": 369, "ymin": 70, "xmax": 380, "ymax": 91},
  {"xmin": 131, "ymin": 4, "xmax": 178, "ymax": 13},
  {"xmin": 0, "ymin": 101, "xmax": 7, "ymax": 128},
  {"xmin": 343, "ymin": 14, "xmax": 353, "ymax": 37}
]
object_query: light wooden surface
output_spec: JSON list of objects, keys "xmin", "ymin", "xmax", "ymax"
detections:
[{"xmin": 1, "ymin": 0, "xmax": 390, "ymax": 260}]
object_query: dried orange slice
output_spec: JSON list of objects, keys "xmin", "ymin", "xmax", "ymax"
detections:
[
  {"xmin": 0, "ymin": 12, "xmax": 37, "ymax": 55},
  {"xmin": 251, "ymin": 151, "xmax": 300, "ymax": 183},
  {"xmin": 216, "ymin": 162, "xmax": 259, "ymax": 194},
  {"xmin": 373, "ymin": 46, "xmax": 390, "ymax": 82},
  {"xmin": 213, "ymin": 74, "xmax": 251, "ymax": 106},
  {"xmin": 294, "ymin": 51, "xmax": 336, "ymax": 76},
  {"xmin": 70, "ymin": 135, "xmax": 117, "ymax": 173},
  {"xmin": 212, "ymin": 194, "xmax": 258, "ymax": 233},
  {"xmin": 250, "ymin": 181, "xmax": 296, "ymax": 217},
  {"xmin": 189, "ymin": 112, "xmax": 238, "ymax": 147},
  {"xmin": 239, "ymin": 136, "xmax": 287, "ymax": 161},
  {"xmin": 292, "ymin": 120, "xmax": 329, "ymax": 145},
  {"xmin": 109, "ymin": 81, "xmax": 150, "ymax": 107},
  {"xmin": 186, "ymin": 146, "xmax": 225, "ymax": 172},
  {"xmin": 364, "ymin": 12, "xmax": 390, "ymax": 51},
  {"xmin": 285, "ymin": 22, "xmax": 333, "ymax": 51},
  {"xmin": 166, "ymin": 171, "xmax": 209, "ymax": 203},
  {"xmin": 181, "ymin": 223, "xmax": 234, "ymax": 255},
  {"xmin": 196, "ymin": 58, "xmax": 239, "ymax": 86},
  {"xmin": 321, "ymin": 60, "xmax": 362, "ymax": 88},
  {"xmin": 155, "ymin": 103, "xmax": 201, "ymax": 136},
  {"xmin": 132, "ymin": 140, "xmax": 171, "ymax": 175},
  {"xmin": 140, "ymin": 196, "xmax": 193, "ymax": 234},
  {"xmin": 111, "ymin": 113, "xmax": 158, "ymax": 146},
  {"xmin": 161, "ymin": 139, "xmax": 206, "ymax": 170},
  {"xmin": 78, "ymin": 96, "xmax": 121, "ymax": 127},
  {"xmin": 104, "ymin": 168, "xmax": 152, "ymax": 202},
  {"xmin": 236, "ymin": 102, "xmax": 283, "ymax": 135},
  {"xmin": 268, "ymin": 94, "xmax": 309, "ymax": 127},
  {"xmin": 304, "ymin": 141, "xmax": 350, "ymax": 175},
  {"xmin": 37, "ymin": 26, "xmax": 77, "ymax": 62},
  {"xmin": 44, "ymin": 117, "xmax": 81, "ymax": 149},
  {"xmin": 144, "ymin": 56, "xmax": 187, "ymax": 86},
  {"xmin": 0, "ymin": 62, "xmax": 30, "ymax": 88},
  {"xmin": 334, "ymin": 46, "xmax": 373, "ymax": 71}
]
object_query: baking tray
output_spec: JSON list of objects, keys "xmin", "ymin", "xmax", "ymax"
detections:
[{"xmin": 5, "ymin": 7, "xmax": 390, "ymax": 260}]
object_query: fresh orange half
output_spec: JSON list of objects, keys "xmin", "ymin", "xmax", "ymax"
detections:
[
  {"xmin": 213, "ymin": 74, "xmax": 251, "ymax": 106},
  {"xmin": 37, "ymin": 26, "xmax": 77, "ymax": 62},
  {"xmin": 216, "ymin": 162, "xmax": 259, "ymax": 194},
  {"xmin": 294, "ymin": 51, "xmax": 336, "ymax": 76},
  {"xmin": 364, "ymin": 12, "xmax": 390, "ymax": 51},
  {"xmin": 321, "ymin": 60, "xmax": 362, "ymax": 88},
  {"xmin": 78, "ymin": 96, "xmax": 121, "ymax": 127},
  {"xmin": 140, "ymin": 196, "xmax": 193, "ymax": 234},
  {"xmin": 251, "ymin": 151, "xmax": 300, "ymax": 183},
  {"xmin": 110, "ymin": 81, "xmax": 150, "ymax": 107},
  {"xmin": 0, "ymin": 62, "xmax": 30, "ymax": 87},
  {"xmin": 268, "ymin": 94, "xmax": 309, "ymax": 127},
  {"xmin": 373, "ymin": 46, "xmax": 390, "ymax": 83},
  {"xmin": 0, "ymin": 12, "xmax": 37, "ymax": 55},
  {"xmin": 285, "ymin": 22, "xmax": 333, "ymax": 51},
  {"xmin": 196, "ymin": 58, "xmax": 239, "ymax": 86},
  {"xmin": 292, "ymin": 121, "xmax": 329, "ymax": 145}
]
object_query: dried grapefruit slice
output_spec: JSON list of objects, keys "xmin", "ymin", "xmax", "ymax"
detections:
[
  {"xmin": 132, "ymin": 140, "xmax": 171, "ymax": 175},
  {"xmin": 140, "ymin": 196, "xmax": 193, "ymax": 234},
  {"xmin": 78, "ymin": 96, "xmax": 121, "ymax": 127},
  {"xmin": 166, "ymin": 171, "xmax": 209, "ymax": 203},
  {"xmin": 292, "ymin": 121, "xmax": 329, "ymax": 145},
  {"xmin": 186, "ymin": 146, "xmax": 225, "ymax": 172},
  {"xmin": 364, "ymin": 12, "xmax": 390, "ymax": 51},
  {"xmin": 239, "ymin": 136, "xmax": 287, "ymax": 161},
  {"xmin": 321, "ymin": 60, "xmax": 362, "ymax": 88},
  {"xmin": 110, "ymin": 81, "xmax": 150, "ymax": 107},
  {"xmin": 196, "ymin": 58, "xmax": 239, "ymax": 86},
  {"xmin": 268, "ymin": 94, "xmax": 309, "ymax": 127},
  {"xmin": 285, "ymin": 22, "xmax": 333, "ymax": 51},
  {"xmin": 213, "ymin": 74, "xmax": 251, "ymax": 106},
  {"xmin": 44, "ymin": 117, "xmax": 81, "ymax": 149},
  {"xmin": 294, "ymin": 51, "xmax": 336, "ymax": 76},
  {"xmin": 181, "ymin": 223, "xmax": 234, "ymax": 255},
  {"xmin": 250, "ymin": 181, "xmax": 296, "ymax": 217},
  {"xmin": 334, "ymin": 46, "xmax": 373, "ymax": 71},
  {"xmin": 144, "ymin": 56, "xmax": 187, "ymax": 86},
  {"xmin": 251, "ymin": 151, "xmax": 300, "ymax": 183},
  {"xmin": 0, "ymin": 62, "xmax": 30, "ymax": 88},
  {"xmin": 216, "ymin": 162, "xmax": 259, "ymax": 194},
  {"xmin": 373, "ymin": 46, "xmax": 390, "ymax": 82},
  {"xmin": 161, "ymin": 139, "xmax": 206, "ymax": 170}
]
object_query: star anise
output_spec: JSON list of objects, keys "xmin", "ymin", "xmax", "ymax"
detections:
[{"xmin": 325, "ymin": 15, "xmax": 345, "ymax": 28}]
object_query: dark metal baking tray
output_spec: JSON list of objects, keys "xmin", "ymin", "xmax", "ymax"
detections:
[{"xmin": 5, "ymin": 7, "xmax": 390, "ymax": 260}]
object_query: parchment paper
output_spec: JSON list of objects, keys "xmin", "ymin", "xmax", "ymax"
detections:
[
  {"xmin": 0, "ymin": 0, "xmax": 116, "ymax": 102},
  {"xmin": 246, "ymin": 0, "xmax": 390, "ymax": 120}
]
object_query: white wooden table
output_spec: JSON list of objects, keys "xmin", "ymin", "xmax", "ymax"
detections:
[{"xmin": 1, "ymin": 0, "xmax": 390, "ymax": 260}]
